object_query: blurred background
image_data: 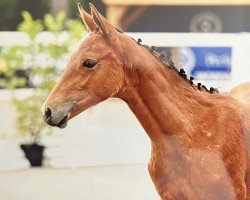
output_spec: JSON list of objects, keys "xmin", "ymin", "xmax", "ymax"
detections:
[{"xmin": 1, "ymin": 0, "xmax": 250, "ymax": 199}]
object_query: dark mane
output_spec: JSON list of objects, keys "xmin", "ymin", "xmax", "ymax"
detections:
[{"xmin": 135, "ymin": 37, "xmax": 219, "ymax": 94}]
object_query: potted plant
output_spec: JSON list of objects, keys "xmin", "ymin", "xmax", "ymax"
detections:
[
  {"xmin": 0, "ymin": 10, "xmax": 85, "ymax": 166},
  {"xmin": 14, "ymin": 93, "xmax": 52, "ymax": 166}
]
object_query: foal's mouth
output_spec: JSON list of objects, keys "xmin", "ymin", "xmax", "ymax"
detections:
[
  {"xmin": 43, "ymin": 114, "xmax": 70, "ymax": 129},
  {"xmin": 42, "ymin": 109, "xmax": 72, "ymax": 129},
  {"xmin": 57, "ymin": 115, "xmax": 69, "ymax": 128},
  {"xmin": 42, "ymin": 103, "xmax": 76, "ymax": 129}
]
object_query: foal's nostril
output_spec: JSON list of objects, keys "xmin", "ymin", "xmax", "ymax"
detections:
[{"xmin": 44, "ymin": 107, "xmax": 52, "ymax": 119}]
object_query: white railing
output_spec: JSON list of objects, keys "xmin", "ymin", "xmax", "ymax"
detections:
[{"xmin": 2, "ymin": 31, "xmax": 250, "ymax": 90}]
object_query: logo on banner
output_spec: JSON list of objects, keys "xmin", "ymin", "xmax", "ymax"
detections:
[{"xmin": 179, "ymin": 47, "xmax": 232, "ymax": 80}]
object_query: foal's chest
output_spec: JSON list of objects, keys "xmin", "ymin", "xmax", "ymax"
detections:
[{"xmin": 148, "ymin": 148, "xmax": 236, "ymax": 200}]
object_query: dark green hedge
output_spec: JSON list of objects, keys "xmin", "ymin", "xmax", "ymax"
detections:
[{"xmin": 0, "ymin": 0, "xmax": 48, "ymax": 31}]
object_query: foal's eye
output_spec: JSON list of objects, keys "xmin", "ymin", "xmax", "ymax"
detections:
[{"xmin": 82, "ymin": 59, "xmax": 97, "ymax": 69}]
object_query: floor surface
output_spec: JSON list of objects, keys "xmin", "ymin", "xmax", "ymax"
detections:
[{"xmin": 0, "ymin": 164, "xmax": 159, "ymax": 200}]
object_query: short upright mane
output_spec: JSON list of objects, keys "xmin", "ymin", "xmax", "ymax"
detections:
[
  {"xmin": 138, "ymin": 37, "xmax": 219, "ymax": 94},
  {"xmin": 121, "ymin": 30, "xmax": 219, "ymax": 94}
]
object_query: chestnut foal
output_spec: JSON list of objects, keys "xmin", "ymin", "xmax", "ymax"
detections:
[{"xmin": 42, "ymin": 4, "xmax": 250, "ymax": 200}]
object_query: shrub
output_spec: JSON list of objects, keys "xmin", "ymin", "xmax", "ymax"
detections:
[{"xmin": 1, "ymin": 11, "xmax": 85, "ymax": 143}]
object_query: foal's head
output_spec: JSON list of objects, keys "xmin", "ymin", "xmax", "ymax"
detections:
[{"xmin": 42, "ymin": 4, "xmax": 136, "ymax": 128}]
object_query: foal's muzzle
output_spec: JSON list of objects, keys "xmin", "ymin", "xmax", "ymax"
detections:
[{"xmin": 42, "ymin": 106, "xmax": 71, "ymax": 128}]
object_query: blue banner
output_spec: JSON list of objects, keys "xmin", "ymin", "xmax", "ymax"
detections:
[{"xmin": 179, "ymin": 47, "xmax": 232, "ymax": 80}]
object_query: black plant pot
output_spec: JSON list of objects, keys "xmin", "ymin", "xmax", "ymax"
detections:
[{"xmin": 20, "ymin": 143, "xmax": 44, "ymax": 167}]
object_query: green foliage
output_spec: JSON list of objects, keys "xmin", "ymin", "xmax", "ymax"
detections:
[
  {"xmin": 66, "ymin": 19, "xmax": 85, "ymax": 40},
  {"xmin": 18, "ymin": 11, "xmax": 43, "ymax": 40},
  {"xmin": 0, "ymin": 45, "xmax": 30, "ymax": 89},
  {"xmin": 42, "ymin": 43, "xmax": 69, "ymax": 58},
  {"xmin": 14, "ymin": 93, "xmax": 53, "ymax": 143},
  {"xmin": 0, "ymin": 11, "xmax": 86, "ymax": 143},
  {"xmin": 44, "ymin": 11, "xmax": 66, "ymax": 33}
]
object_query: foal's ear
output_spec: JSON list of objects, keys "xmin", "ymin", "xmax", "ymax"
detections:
[
  {"xmin": 89, "ymin": 3, "xmax": 117, "ymax": 39},
  {"xmin": 77, "ymin": 3, "xmax": 96, "ymax": 33}
]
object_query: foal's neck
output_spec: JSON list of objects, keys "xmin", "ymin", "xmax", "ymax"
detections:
[{"xmin": 118, "ymin": 54, "xmax": 214, "ymax": 145}]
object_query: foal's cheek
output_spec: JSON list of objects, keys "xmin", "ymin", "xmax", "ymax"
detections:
[
  {"xmin": 95, "ymin": 75, "xmax": 122, "ymax": 99},
  {"xmin": 71, "ymin": 69, "xmax": 92, "ymax": 91}
]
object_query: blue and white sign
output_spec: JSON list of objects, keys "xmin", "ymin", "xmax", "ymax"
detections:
[{"xmin": 179, "ymin": 47, "xmax": 232, "ymax": 80}]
